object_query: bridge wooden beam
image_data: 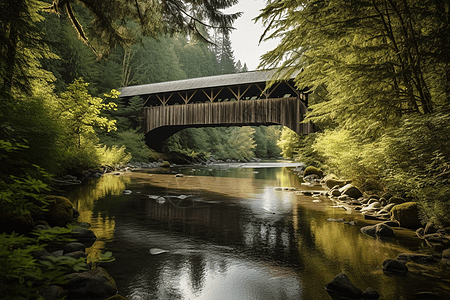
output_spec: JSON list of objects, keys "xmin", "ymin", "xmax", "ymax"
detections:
[
  {"xmin": 202, "ymin": 88, "xmax": 223, "ymax": 102},
  {"xmin": 227, "ymin": 84, "xmax": 252, "ymax": 101},
  {"xmin": 256, "ymin": 82, "xmax": 281, "ymax": 99},
  {"xmin": 178, "ymin": 90, "xmax": 197, "ymax": 104},
  {"xmin": 156, "ymin": 93, "xmax": 173, "ymax": 106}
]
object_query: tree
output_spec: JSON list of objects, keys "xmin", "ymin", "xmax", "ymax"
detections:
[
  {"xmin": 43, "ymin": 0, "xmax": 242, "ymax": 57},
  {"xmin": 277, "ymin": 126, "xmax": 300, "ymax": 159},
  {"xmin": 57, "ymin": 78, "xmax": 117, "ymax": 148}
]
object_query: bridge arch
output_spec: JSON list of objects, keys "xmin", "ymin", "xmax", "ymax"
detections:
[{"xmin": 119, "ymin": 70, "xmax": 313, "ymax": 151}]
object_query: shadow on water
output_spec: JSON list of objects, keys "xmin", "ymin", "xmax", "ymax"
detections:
[{"xmin": 63, "ymin": 163, "xmax": 450, "ymax": 300}]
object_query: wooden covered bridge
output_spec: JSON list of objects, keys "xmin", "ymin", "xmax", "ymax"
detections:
[{"xmin": 119, "ymin": 69, "xmax": 313, "ymax": 151}]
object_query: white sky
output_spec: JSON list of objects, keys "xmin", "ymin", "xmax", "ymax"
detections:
[{"xmin": 223, "ymin": 0, "xmax": 281, "ymax": 71}]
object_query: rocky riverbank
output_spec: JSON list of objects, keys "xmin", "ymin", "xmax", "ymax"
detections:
[
  {"xmin": 284, "ymin": 166, "xmax": 450, "ymax": 300},
  {"xmin": 1, "ymin": 195, "xmax": 130, "ymax": 300}
]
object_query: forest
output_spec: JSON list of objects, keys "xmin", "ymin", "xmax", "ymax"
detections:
[{"xmin": 1, "ymin": 0, "xmax": 450, "ymax": 298}]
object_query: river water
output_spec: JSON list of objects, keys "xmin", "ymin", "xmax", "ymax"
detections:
[{"xmin": 64, "ymin": 162, "xmax": 450, "ymax": 300}]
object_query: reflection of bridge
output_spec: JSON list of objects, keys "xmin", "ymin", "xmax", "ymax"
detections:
[{"xmin": 119, "ymin": 70, "xmax": 313, "ymax": 151}]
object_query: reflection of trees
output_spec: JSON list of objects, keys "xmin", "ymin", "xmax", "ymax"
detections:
[{"xmin": 63, "ymin": 175, "xmax": 130, "ymax": 262}]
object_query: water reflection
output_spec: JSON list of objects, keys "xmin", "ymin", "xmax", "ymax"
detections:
[{"xmin": 63, "ymin": 165, "xmax": 450, "ymax": 300}]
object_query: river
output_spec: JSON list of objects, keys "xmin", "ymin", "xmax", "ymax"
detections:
[{"xmin": 64, "ymin": 161, "xmax": 450, "ymax": 300}]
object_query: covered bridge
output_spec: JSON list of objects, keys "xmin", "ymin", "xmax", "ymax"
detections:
[{"xmin": 119, "ymin": 69, "xmax": 313, "ymax": 151}]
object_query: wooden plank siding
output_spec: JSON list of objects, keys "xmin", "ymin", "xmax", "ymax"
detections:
[{"xmin": 140, "ymin": 97, "xmax": 312, "ymax": 136}]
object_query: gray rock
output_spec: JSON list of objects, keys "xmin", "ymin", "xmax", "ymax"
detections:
[
  {"xmin": 362, "ymin": 287, "xmax": 380, "ymax": 299},
  {"xmin": 361, "ymin": 224, "xmax": 395, "ymax": 237},
  {"xmin": 72, "ymin": 228, "xmax": 97, "ymax": 241},
  {"xmin": 40, "ymin": 285, "xmax": 67, "ymax": 300},
  {"xmin": 325, "ymin": 273, "xmax": 362, "ymax": 299},
  {"xmin": 382, "ymin": 259, "xmax": 408, "ymax": 276},
  {"xmin": 64, "ymin": 267, "xmax": 117, "ymax": 300},
  {"xmin": 63, "ymin": 242, "xmax": 86, "ymax": 254},
  {"xmin": 442, "ymin": 248, "xmax": 450, "ymax": 260},
  {"xmin": 63, "ymin": 250, "xmax": 87, "ymax": 259},
  {"xmin": 339, "ymin": 184, "xmax": 363, "ymax": 199}
]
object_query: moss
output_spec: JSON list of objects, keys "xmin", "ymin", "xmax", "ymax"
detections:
[
  {"xmin": 161, "ymin": 160, "xmax": 171, "ymax": 168},
  {"xmin": 32, "ymin": 196, "xmax": 73, "ymax": 227},
  {"xmin": 303, "ymin": 166, "xmax": 323, "ymax": 178},
  {"xmin": 390, "ymin": 202, "xmax": 422, "ymax": 229}
]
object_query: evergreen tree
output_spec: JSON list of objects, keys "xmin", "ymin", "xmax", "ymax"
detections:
[{"xmin": 216, "ymin": 32, "xmax": 237, "ymax": 74}]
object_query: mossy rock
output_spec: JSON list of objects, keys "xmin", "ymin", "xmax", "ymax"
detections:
[
  {"xmin": 161, "ymin": 160, "xmax": 171, "ymax": 168},
  {"xmin": 360, "ymin": 179, "xmax": 383, "ymax": 193},
  {"xmin": 303, "ymin": 166, "xmax": 323, "ymax": 178},
  {"xmin": 324, "ymin": 178, "xmax": 350, "ymax": 189},
  {"xmin": 390, "ymin": 202, "xmax": 422, "ymax": 229},
  {"xmin": 32, "ymin": 196, "xmax": 74, "ymax": 227}
]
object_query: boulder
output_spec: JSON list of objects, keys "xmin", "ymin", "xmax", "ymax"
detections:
[
  {"xmin": 32, "ymin": 196, "xmax": 74, "ymax": 227},
  {"xmin": 63, "ymin": 242, "xmax": 86, "ymax": 254},
  {"xmin": 64, "ymin": 267, "xmax": 117, "ymax": 300},
  {"xmin": 72, "ymin": 227, "xmax": 97, "ymax": 242},
  {"xmin": 303, "ymin": 166, "xmax": 323, "ymax": 178},
  {"xmin": 382, "ymin": 259, "xmax": 408, "ymax": 276},
  {"xmin": 325, "ymin": 273, "xmax": 362, "ymax": 299},
  {"xmin": 377, "ymin": 203, "xmax": 397, "ymax": 215},
  {"xmin": 362, "ymin": 287, "xmax": 380, "ymax": 299},
  {"xmin": 361, "ymin": 223, "xmax": 395, "ymax": 237},
  {"xmin": 339, "ymin": 184, "xmax": 363, "ymax": 199},
  {"xmin": 390, "ymin": 202, "xmax": 422, "ymax": 229},
  {"xmin": 324, "ymin": 178, "xmax": 350, "ymax": 189},
  {"xmin": 303, "ymin": 174, "xmax": 321, "ymax": 183},
  {"xmin": 40, "ymin": 285, "xmax": 67, "ymax": 300},
  {"xmin": 442, "ymin": 248, "xmax": 450, "ymax": 260}
]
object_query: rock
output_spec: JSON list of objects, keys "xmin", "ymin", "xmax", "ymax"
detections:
[
  {"xmin": 442, "ymin": 248, "xmax": 450, "ymax": 260},
  {"xmin": 303, "ymin": 174, "xmax": 321, "ymax": 183},
  {"xmin": 72, "ymin": 208, "xmax": 80, "ymax": 219},
  {"xmin": 361, "ymin": 223, "xmax": 395, "ymax": 237},
  {"xmin": 63, "ymin": 242, "xmax": 86, "ymax": 254},
  {"xmin": 40, "ymin": 285, "xmax": 67, "ymax": 300},
  {"xmin": 161, "ymin": 160, "xmax": 171, "ymax": 168},
  {"xmin": 64, "ymin": 267, "xmax": 117, "ymax": 300},
  {"xmin": 51, "ymin": 250, "xmax": 64, "ymax": 257},
  {"xmin": 382, "ymin": 259, "xmax": 408, "ymax": 276},
  {"xmin": 339, "ymin": 184, "xmax": 363, "ymax": 199},
  {"xmin": 390, "ymin": 202, "xmax": 422, "ymax": 229},
  {"xmin": 63, "ymin": 250, "xmax": 87, "ymax": 259},
  {"xmin": 72, "ymin": 227, "xmax": 97, "ymax": 242},
  {"xmin": 397, "ymin": 253, "xmax": 436, "ymax": 265},
  {"xmin": 31, "ymin": 248, "xmax": 53, "ymax": 260},
  {"xmin": 325, "ymin": 273, "xmax": 362, "ymax": 299},
  {"xmin": 31, "ymin": 196, "xmax": 74, "ymax": 227},
  {"xmin": 303, "ymin": 166, "xmax": 323, "ymax": 178},
  {"xmin": 375, "ymin": 223, "xmax": 395, "ymax": 237},
  {"xmin": 324, "ymin": 178, "xmax": 350, "ymax": 189},
  {"xmin": 121, "ymin": 190, "xmax": 132, "ymax": 194},
  {"xmin": 388, "ymin": 196, "xmax": 406, "ymax": 204},
  {"xmin": 331, "ymin": 189, "xmax": 342, "ymax": 197},
  {"xmin": 362, "ymin": 287, "xmax": 380, "ymax": 299}
]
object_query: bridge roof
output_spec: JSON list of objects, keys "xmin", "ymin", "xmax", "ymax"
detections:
[{"xmin": 119, "ymin": 69, "xmax": 290, "ymax": 98}]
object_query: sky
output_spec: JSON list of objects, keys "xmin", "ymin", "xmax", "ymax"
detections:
[{"xmin": 223, "ymin": 0, "xmax": 281, "ymax": 71}]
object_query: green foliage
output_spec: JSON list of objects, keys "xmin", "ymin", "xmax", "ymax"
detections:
[
  {"xmin": 0, "ymin": 230, "xmax": 88, "ymax": 300},
  {"xmin": 57, "ymin": 78, "xmax": 117, "ymax": 148},
  {"xmin": 277, "ymin": 127, "xmax": 301, "ymax": 158},
  {"xmin": 96, "ymin": 145, "xmax": 131, "ymax": 166}
]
